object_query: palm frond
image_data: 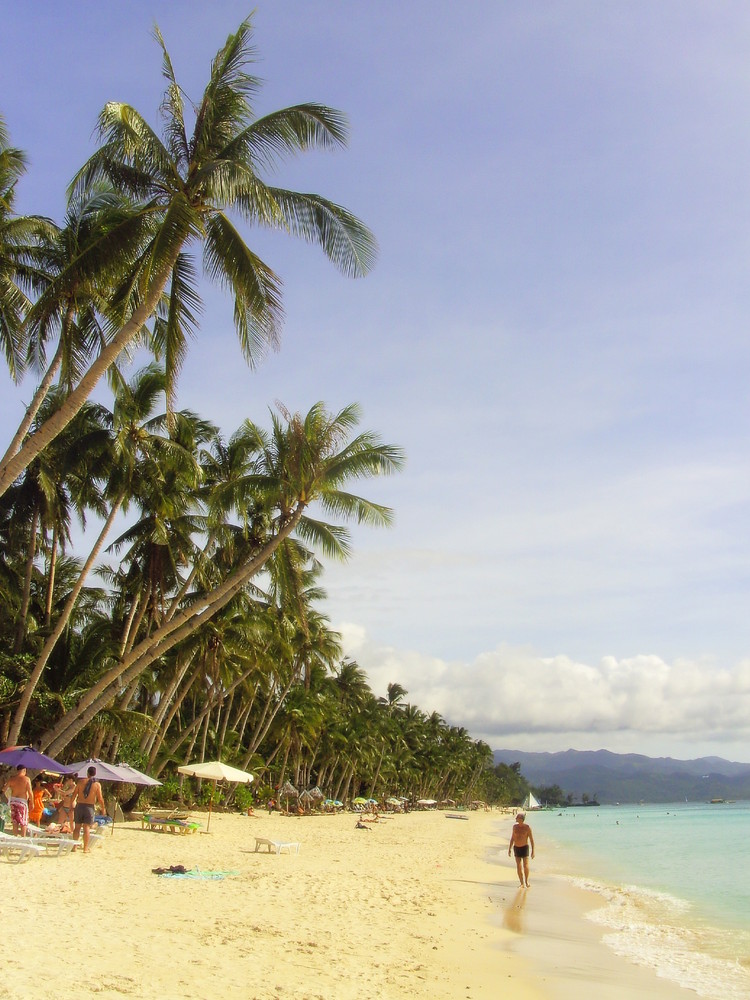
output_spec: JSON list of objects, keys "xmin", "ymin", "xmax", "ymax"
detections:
[
  {"xmin": 249, "ymin": 188, "xmax": 377, "ymax": 277},
  {"xmin": 153, "ymin": 24, "xmax": 190, "ymax": 171},
  {"xmin": 151, "ymin": 252, "xmax": 202, "ymax": 409},
  {"xmin": 203, "ymin": 212, "xmax": 282, "ymax": 365},
  {"xmin": 294, "ymin": 516, "xmax": 352, "ymax": 560},
  {"xmin": 225, "ymin": 103, "xmax": 350, "ymax": 171}
]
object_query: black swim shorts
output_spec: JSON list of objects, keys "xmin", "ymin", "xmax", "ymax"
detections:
[
  {"xmin": 74, "ymin": 803, "xmax": 95, "ymax": 825},
  {"xmin": 513, "ymin": 845, "xmax": 530, "ymax": 859}
]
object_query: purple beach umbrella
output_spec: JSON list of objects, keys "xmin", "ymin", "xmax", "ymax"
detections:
[{"xmin": 0, "ymin": 745, "xmax": 75, "ymax": 773}]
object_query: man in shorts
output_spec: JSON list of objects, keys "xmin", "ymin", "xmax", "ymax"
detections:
[
  {"xmin": 508, "ymin": 811, "xmax": 535, "ymax": 888},
  {"xmin": 72, "ymin": 766, "xmax": 107, "ymax": 852},
  {"xmin": 3, "ymin": 765, "xmax": 33, "ymax": 837}
]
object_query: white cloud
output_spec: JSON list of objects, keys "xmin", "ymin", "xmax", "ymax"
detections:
[{"xmin": 339, "ymin": 625, "xmax": 750, "ymax": 760}]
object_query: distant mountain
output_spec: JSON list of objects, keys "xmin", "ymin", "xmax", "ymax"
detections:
[{"xmin": 494, "ymin": 748, "xmax": 750, "ymax": 804}]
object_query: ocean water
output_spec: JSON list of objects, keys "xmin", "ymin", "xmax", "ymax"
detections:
[{"xmin": 528, "ymin": 802, "xmax": 750, "ymax": 998}]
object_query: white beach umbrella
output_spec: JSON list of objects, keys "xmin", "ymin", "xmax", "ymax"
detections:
[{"xmin": 177, "ymin": 760, "xmax": 254, "ymax": 832}]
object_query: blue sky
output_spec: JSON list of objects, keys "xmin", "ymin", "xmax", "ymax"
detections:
[{"xmin": 3, "ymin": 2, "xmax": 750, "ymax": 759}]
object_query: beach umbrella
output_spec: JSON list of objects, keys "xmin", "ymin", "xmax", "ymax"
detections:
[
  {"xmin": 278, "ymin": 780, "xmax": 298, "ymax": 814},
  {"xmin": 177, "ymin": 760, "xmax": 254, "ymax": 832},
  {"xmin": 114, "ymin": 762, "xmax": 162, "ymax": 787},
  {"xmin": 352, "ymin": 796, "xmax": 367, "ymax": 805},
  {"xmin": 66, "ymin": 758, "xmax": 129, "ymax": 782},
  {"xmin": 0, "ymin": 746, "xmax": 75, "ymax": 774}
]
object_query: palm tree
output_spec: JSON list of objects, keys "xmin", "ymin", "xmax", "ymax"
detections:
[
  {"xmin": 0, "ymin": 114, "xmax": 45, "ymax": 382},
  {"xmin": 40, "ymin": 401, "xmax": 403, "ymax": 755},
  {"xmin": 6, "ymin": 364, "xmax": 193, "ymax": 744},
  {"xmin": 0, "ymin": 188, "xmax": 152, "ymax": 478},
  {"xmin": 0, "ymin": 16, "xmax": 376, "ymax": 498}
]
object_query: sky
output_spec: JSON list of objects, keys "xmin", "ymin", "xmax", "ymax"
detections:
[{"xmin": 2, "ymin": 1, "xmax": 750, "ymax": 761}]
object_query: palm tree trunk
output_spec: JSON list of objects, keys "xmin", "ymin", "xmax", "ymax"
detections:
[
  {"xmin": 217, "ymin": 690, "xmax": 234, "ymax": 758},
  {"xmin": 146, "ymin": 666, "xmax": 201, "ymax": 768},
  {"xmin": 139, "ymin": 652, "xmax": 195, "ymax": 754},
  {"xmin": 151, "ymin": 665, "xmax": 256, "ymax": 775},
  {"xmin": 0, "ymin": 339, "xmax": 64, "ymax": 479},
  {"xmin": 8, "ymin": 490, "xmax": 126, "ymax": 745},
  {"xmin": 44, "ymin": 526, "xmax": 59, "ymax": 627},
  {"xmin": 0, "ymin": 254, "xmax": 179, "ymax": 499},
  {"xmin": 119, "ymin": 590, "xmax": 143, "ymax": 657},
  {"xmin": 14, "ymin": 502, "xmax": 40, "ymax": 653}
]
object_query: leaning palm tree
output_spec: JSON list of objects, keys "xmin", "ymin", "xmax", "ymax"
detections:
[
  {"xmin": 5, "ymin": 364, "xmax": 201, "ymax": 745},
  {"xmin": 0, "ymin": 16, "xmax": 376, "ymax": 498},
  {"xmin": 40, "ymin": 401, "xmax": 403, "ymax": 755}
]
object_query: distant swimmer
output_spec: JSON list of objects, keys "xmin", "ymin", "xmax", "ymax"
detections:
[{"xmin": 508, "ymin": 811, "xmax": 535, "ymax": 888}]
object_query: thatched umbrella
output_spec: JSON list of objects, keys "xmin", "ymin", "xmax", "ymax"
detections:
[
  {"xmin": 299, "ymin": 786, "xmax": 324, "ymax": 813},
  {"xmin": 279, "ymin": 780, "xmax": 298, "ymax": 813}
]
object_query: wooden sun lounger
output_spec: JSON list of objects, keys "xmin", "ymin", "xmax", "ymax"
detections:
[
  {"xmin": 254, "ymin": 837, "xmax": 300, "ymax": 855},
  {"xmin": 142, "ymin": 815, "xmax": 201, "ymax": 835}
]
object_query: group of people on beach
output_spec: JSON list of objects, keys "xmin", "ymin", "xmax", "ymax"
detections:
[{"xmin": 2, "ymin": 764, "xmax": 107, "ymax": 852}]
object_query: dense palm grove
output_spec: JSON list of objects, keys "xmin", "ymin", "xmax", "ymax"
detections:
[{"xmin": 0, "ymin": 18, "xmax": 521, "ymax": 810}]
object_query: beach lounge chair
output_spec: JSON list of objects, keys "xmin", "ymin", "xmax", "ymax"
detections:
[
  {"xmin": 142, "ymin": 814, "xmax": 201, "ymax": 835},
  {"xmin": 2, "ymin": 829, "xmax": 78, "ymax": 857},
  {"xmin": 0, "ymin": 832, "xmax": 43, "ymax": 863},
  {"xmin": 253, "ymin": 837, "xmax": 300, "ymax": 855},
  {"xmin": 27, "ymin": 822, "xmax": 103, "ymax": 851}
]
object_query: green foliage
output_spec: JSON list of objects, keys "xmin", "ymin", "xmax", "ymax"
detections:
[
  {"xmin": 480, "ymin": 761, "xmax": 530, "ymax": 806},
  {"xmin": 150, "ymin": 775, "xmax": 180, "ymax": 805},
  {"xmin": 533, "ymin": 784, "xmax": 567, "ymax": 806},
  {"xmin": 233, "ymin": 784, "xmax": 255, "ymax": 810}
]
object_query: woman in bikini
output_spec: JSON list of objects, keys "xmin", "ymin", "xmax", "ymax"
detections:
[{"xmin": 56, "ymin": 776, "xmax": 77, "ymax": 832}]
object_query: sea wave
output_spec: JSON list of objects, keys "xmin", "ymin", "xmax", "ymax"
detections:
[{"xmin": 565, "ymin": 875, "xmax": 750, "ymax": 999}]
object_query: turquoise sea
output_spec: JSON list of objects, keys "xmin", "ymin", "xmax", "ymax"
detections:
[{"xmin": 527, "ymin": 802, "xmax": 750, "ymax": 998}]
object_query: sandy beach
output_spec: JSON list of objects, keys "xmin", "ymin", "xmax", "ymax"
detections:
[{"xmin": 1, "ymin": 809, "xmax": 701, "ymax": 999}]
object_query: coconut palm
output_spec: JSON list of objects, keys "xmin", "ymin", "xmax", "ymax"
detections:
[
  {"xmin": 0, "ymin": 16, "xmax": 376, "ymax": 498},
  {"xmin": 39, "ymin": 401, "xmax": 403, "ymax": 754},
  {"xmin": 6, "ymin": 365, "xmax": 198, "ymax": 744}
]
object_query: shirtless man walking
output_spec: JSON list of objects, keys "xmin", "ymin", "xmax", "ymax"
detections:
[
  {"xmin": 3, "ymin": 765, "xmax": 33, "ymax": 837},
  {"xmin": 508, "ymin": 811, "xmax": 535, "ymax": 888},
  {"xmin": 71, "ymin": 766, "xmax": 107, "ymax": 853}
]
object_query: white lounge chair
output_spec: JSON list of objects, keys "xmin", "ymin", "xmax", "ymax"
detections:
[
  {"xmin": 2, "ymin": 828, "xmax": 77, "ymax": 857},
  {"xmin": 253, "ymin": 837, "xmax": 300, "ymax": 855},
  {"xmin": 27, "ymin": 822, "xmax": 103, "ymax": 850},
  {"xmin": 0, "ymin": 832, "xmax": 43, "ymax": 863}
]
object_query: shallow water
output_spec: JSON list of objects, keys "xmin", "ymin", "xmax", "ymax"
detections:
[{"xmin": 527, "ymin": 803, "xmax": 750, "ymax": 999}]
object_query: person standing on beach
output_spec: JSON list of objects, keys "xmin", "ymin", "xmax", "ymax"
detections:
[
  {"xmin": 3, "ymin": 765, "xmax": 33, "ymax": 836},
  {"xmin": 71, "ymin": 766, "xmax": 107, "ymax": 852},
  {"xmin": 508, "ymin": 811, "xmax": 535, "ymax": 887}
]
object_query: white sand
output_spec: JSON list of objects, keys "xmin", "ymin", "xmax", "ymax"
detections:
[{"xmin": 1, "ymin": 809, "xmax": 698, "ymax": 999}]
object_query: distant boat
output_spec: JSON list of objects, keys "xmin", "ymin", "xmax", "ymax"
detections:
[
  {"xmin": 522, "ymin": 792, "xmax": 542, "ymax": 810},
  {"xmin": 709, "ymin": 798, "xmax": 726, "ymax": 804}
]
